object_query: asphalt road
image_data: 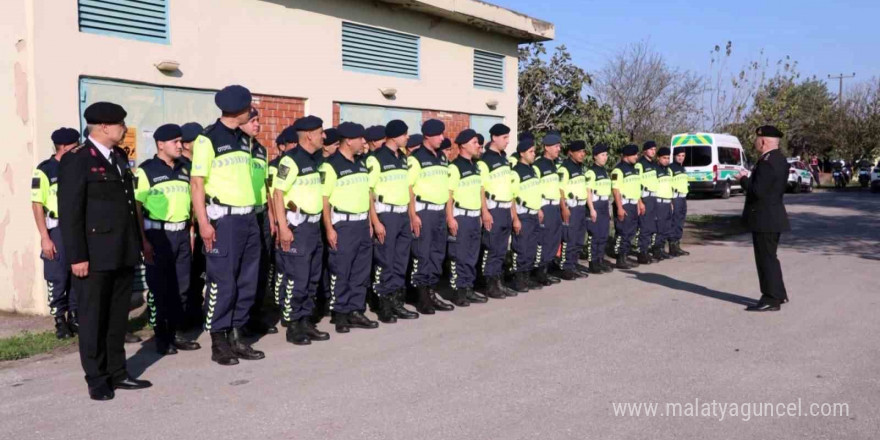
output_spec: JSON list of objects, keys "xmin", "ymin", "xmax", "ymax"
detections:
[{"xmin": 1, "ymin": 190, "xmax": 878, "ymax": 440}]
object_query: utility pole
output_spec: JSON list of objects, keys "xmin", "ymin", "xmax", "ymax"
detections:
[{"xmin": 827, "ymin": 73, "xmax": 856, "ymax": 166}]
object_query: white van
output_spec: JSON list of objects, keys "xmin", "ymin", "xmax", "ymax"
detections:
[{"xmin": 670, "ymin": 132, "xmax": 749, "ymax": 199}]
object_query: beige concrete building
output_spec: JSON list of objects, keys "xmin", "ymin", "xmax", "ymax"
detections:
[{"xmin": 0, "ymin": 0, "xmax": 552, "ymax": 314}]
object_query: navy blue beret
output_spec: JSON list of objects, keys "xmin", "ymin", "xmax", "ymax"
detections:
[
  {"xmin": 455, "ymin": 129, "xmax": 477, "ymax": 145},
  {"xmin": 592, "ymin": 143, "xmax": 609, "ymax": 156},
  {"xmin": 324, "ymin": 128, "xmax": 339, "ymax": 146},
  {"xmin": 279, "ymin": 126, "xmax": 299, "ymax": 144},
  {"xmin": 406, "ymin": 134, "xmax": 423, "ymax": 149},
  {"xmin": 568, "ymin": 140, "xmax": 586, "ymax": 152},
  {"xmin": 622, "ymin": 144, "xmax": 639, "ymax": 156},
  {"xmin": 756, "ymin": 125, "xmax": 783, "ymax": 138},
  {"xmin": 337, "ymin": 122, "xmax": 365, "ymax": 139},
  {"xmin": 642, "ymin": 140, "xmax": 657, "ymax": 151},
  {"xmin": 517, "ymin": 138, "xmax": 534, "ymax": 153},
  {"xmin": 385, "ymin": 120, "xmax": 408, "ymax": 138},
  {"xmin": 275, "ymin": 133, "xmax": 284, "ymax": 146},
  {"xmin": 180, "ymin": 122, "xmax": 204, "ymax": 143},
  {"xmin": 657, "ymin": 147, "xmax": 671, "ymax": 156},
  {"xmin": 518, "ymin": 131, "xmax": 534, "ymax": 141},
  {"xmin": 293, "ymin": 115, "xmax": 323, "ymax": 132},
  {"xmin": 51, "ymin": 127, "xmax": 80, "ymax": 145},
  {"xmin": 489, "ymin": 124, "xmax": 510, "ymax": 136},
  {"xmin": 84, "ymin": 102, "xmax": 127, "ymax": 124},
  {"xmin": 476, "ymin": 133, "xmax": 485, "ymax": 146},
  {"xmin": 153, "ymin": 123, "xmax": 182, "ymax": 142},
  {"xmin": 248, "ymin": 107, "xmax": 259, "ymax": 120},
  {"xmin": 438, "ymin": 138, "xmax": 452, "ymax": 151},
  {"xmin": 214, "ymin": 85, "xmax": 252, "ymax": 114},
  {"xmin": 543, "ymin": 133, "xmax": 562, "ymax": 146},
  {"xmin": 422, "ymin": 119, "xmax": 445, "ymax": 137},
  {"xmin": 365, "ymin": 125, "xmax": 386, "ymax": 142}
]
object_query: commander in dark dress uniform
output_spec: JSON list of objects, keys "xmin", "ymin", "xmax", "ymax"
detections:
[
  {"xmin": 737, "ymin": 125, "xmax": 790, "ymax": 312},
  {"xmin": 59, "ymin": 102, "xmax": 152, "ymax": 400}
]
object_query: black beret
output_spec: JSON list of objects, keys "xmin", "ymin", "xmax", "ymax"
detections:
[
  {"xmin": 438, "ymin": 138, "xmax": 452, "ymax": 151},
  {"xmin": 622, "ymin": 144, "xmax": 639, "ymax": 156},
  {"xmin": 279, "ymin": 126, "xmax": 299, "ymax": 144},
  {"xmin": 455, "ymin": 129, "xmax": 477, "ymax": 145},
  {"xmin": 337, "ymin": 122, "xmax": 365, "ymax": 139},
  {"xmin": 657, "ymin": 147, "xmax": 671, "ymax": 157},
  {"xmin": 275, "ymin": 133, "xmax": 284, "ymax": 146},
  {"xmin": 84, "ymin": 102, "xmax": 127, "ymax": 124},
  {"xmin": 592, "ymin": 143, "xmax": 609, "ymax": 156},
  {"xmin": 293, "ymin": 115, "xmax": 323, "ymax": 132},
  {"xmin": 642, "ymin": 140, "xmax": 657, "ymax": 151},
  {"xmin": 153, "ymin": 123, "xmax": 182, "ymax": 142},
  {"xmin": 422, "ymin": 119, "xmax": 445, "ymax": 136},
  {"xmin": 51, "ymin": 127, "xmax": 80, "ymax": 145},
  {"xmin": 476, "ymin": 133, "xmax": 485, "ymax": 146},
  {"xmin": 180, "ymin": 122, "xmax": 204, "ymax": 143},
  {"xmin": 543, "ymin": 133, "xmax": 562, "ymax": 146},
  {"xmin": 518, "ymin": 131, "xmax": 534, "ymax": 141},
  {"xmin": 214, "ymin": 85, "xmax": 252, "ymax": 114},
  {"xmin": 489, "ymin": 123, "xmax": 510, "ymax": 136},
  {"xmin": 756, "ymin": 125, "xmax": 783, "ymax": 138},
  {"xmin": 517, "ymin": 138, "xmax": 534, "ymax": 153},
  {"xmin": 248, "ymin": 107, "xmax": 259, "ymax": 120},
  {"xmin": 323, "ymin": 128, "xmax": 339, "ymax": 146},
  {"xmin": 365, "ymin": 125, "xmax": 386, "ymax": 142},
  {"xmin": 385, "ymin": 120, "xmax": 408, "ymax": 138},
  {"xmin": 406, "ymin": 134, "xmax": 423, "ymax": 149},
  {"xmin": 568, "ymin": 140, "xmax": 586, "ymax": 152}
]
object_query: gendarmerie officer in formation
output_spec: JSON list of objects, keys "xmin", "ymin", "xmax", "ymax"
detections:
[
  {"xmin": 558, "ymin": 140, "xmax": 591, "ymax": 280},
  {"xmin": 669, "ymin": 148, "xmax": 691, "ymax": 257},
  {"xmin": 652, "ymin": 147, "xmax": 674, "ymax": 261},
  {"xmin": 532, "ymin": 133, "xmax": 564, "ymax": 286},
  {"xmin": 179, "ymin": 121, "xmax": 205, "ymax": 329},
  {"xmin": 59, "ymin": 102, "xmax": 152, "ymax": 400},
  {"xmin": 584, "ymin": 143, "xmax": 614, "ymax": 274},
  {"xmin": 33, "ymin": 127, "xmax": 80, "ymax": 340},
  {"xmin": 477, "ymin": 123, "xmax": 515, "ymax": 299},
  {"xmin": 634, "ymin": 141, "xmax": 659, "ymax": 265},
  {"xmin": 134, "ymin": 124, "xmax": 201, "ymax": 355},
  {"xmin": 611, "ymin": 144, "xmax": 643, "ymax": 270},
  {"xmin": 507, "ymin": 138, "xmax": 543, "ymax": 293},
  {"xmin": 737, "ymin": 125, "xmax": 790, "ymax": 312}
]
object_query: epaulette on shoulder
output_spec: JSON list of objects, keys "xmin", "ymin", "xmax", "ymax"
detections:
[{"xmin": 70, "ymin": 143, "xmax": 86, "ymax": 153}]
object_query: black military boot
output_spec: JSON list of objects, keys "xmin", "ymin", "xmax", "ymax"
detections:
[
  {"xmin": 500, "ymin": 277, "xmax": 518, "ymax": 297},
  {"xmin": 301, "ymin": 318, "xmax": 329, "ymax": 341},
  {"xmin": 451, "ymin": 289, "xmax": 470, "ymax": 307},
  {"xmin": 54, "ymin": 315, "xmax": 73, "ymax": 340},
  {"xmin": 673, "ymin": 241, "xmax": 690, "ymax": 256},
  {"xmin": 391, "ymin": 289, "xmax": 419, "ymax": 319},
  {"xmin": 333, "ymin": 312, "xmax": 351, "ymax": 333},
  {"xmin": 415, "ymin": 286, "xmax": 435, "ymax": 315},
  {"xmin": 349, "ymin": 311, "xmax": 380, "ymax": 329},
  {"xmin": 428, "ymin": 286, "xmax": 455, "ymax": 311},
  {"xmin": 172, "ymin": 333, "xmax": 201, "ymax": 351},
  {"xmin": 509, "ymin": 272, "xmax": 529, "ymax": 293},
  {"xmin": 600, "ymin": 259, "xmax": 615, "ymax": 273},
  {"xmin": 465, "ymin": 287, "xmax": 488, "ymax": 304},
  {"xmin": 376, "ymin": 295, "xmax": 398, "ymax": 324},
  {"xmin": 485, "ymin": 277, "xmax": 506, "ymax": 299},
  {"xmin": 637, "ymin": 251, "xmax": 652, "ymax": 265},
  {"xmin": 589, "ymin": 260, "xmax": 605, "ymax": 274},
  {"xmin": 575, "ymin": 263, "xmax": 591, "ymax": 276},
  {"xmin": 616, "ymin": 255, "xmax": 635, "ymax": 270},
  {"xmin": 559, "ymin": 269, "xmax": 579, "ymax": 281},
  {"xmin": 286, "ymin": 319, "xmax": 311, "ymax": 345},
  {"xmin": 531, "ymin": 267, "xmax": 552, "ymax": 287},
  {"xmin": 210, "ymin": 331, "xmax": 239, "ymax": 366},
  {"xmin": 656, "ymin": 244, "xmax": 671, "ymax": 260},
  {"xmin": 546, "ymin": 267, "xmax": 562, "ymax": 284},
  {"xmin": 67, "ymin": 310, "xmax": 79, "ymax": 334},
  {"xmin": 229, "ymin": 328, "xmax": 265, "ymax": 360}
]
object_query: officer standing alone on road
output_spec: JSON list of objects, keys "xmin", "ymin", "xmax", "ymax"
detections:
[
  {"xmin": 736, "ymin": 125, "xmax": 791, "ymax": 312},
  {"xmin": 32, "ymin": 127, "xmax": 80, "ymax": 339},
  {"xmin": 584, "ymin": 143, "xmax": 614, "ymax": 274},
  {"xmin": 669, "ymin": 149, "xmax": 691, "ymax": 257},
  {"xmin": 476, "ymin": 123, "xmax": 515, "ymax": 299},
  {"xmin": 611, "ymin": 144, "xmax": 643, "ymax": 270}
]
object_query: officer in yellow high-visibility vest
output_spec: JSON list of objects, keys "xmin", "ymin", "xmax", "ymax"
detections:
[
  {"xmin": 611, "ymin": 144, "xmax": 643, "ymax": 269},
  {"xmin": 584, "ymin": 143, "xmax": 614, "ymax": 274},
  {"xmin": 477, "ymin": 123, "xmax": 515, "ymax": 299},
  {"xmin": 532, "ymin": 132, "xmax": 565, "ymax": 286},
  {"xmin": 558, "ymin": 140, "xmax": 592, "ymax": 280},
  {"xmin": 653, "ymin": 147, "xmax": 675, "ymax": 261},
  {"xmin": 179, "ymin": 122, "xmax": 205, "ymax": 329},
  {"xmin": 266, "ymin": 127, "xmax": 297, "ymax": 310},
  {"xmin": 321, "ymin": 122, "xmax": 381, "ymax": 334},
  {"xmin": 635, "ymin": 141, "xmax": 659, "ymax": 264},
  {"xmin": 507, "ymin": 138, "xmax": 544, "ymax": 293},
  {"xmin": 669, "ymin": 148, "xmax": 691, "ymax": 257},
  {"xmin": 134, "ymin": 124, "xmax": 201, "ymax": 355}
]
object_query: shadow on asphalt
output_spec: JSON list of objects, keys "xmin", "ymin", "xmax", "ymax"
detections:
[
  {"xmin": 127, "ymin": 339, "xmax": 164, "ymax": 379},
  {"xmin": 621, "ymin": 270, "xmax": 758, "ymax": 307}
]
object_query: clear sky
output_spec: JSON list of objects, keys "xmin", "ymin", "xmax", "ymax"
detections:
[{"xmin": 498, "ymin": 0, "xmax": 880, "ymax": 93}]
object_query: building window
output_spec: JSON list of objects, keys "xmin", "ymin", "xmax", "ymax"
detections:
[
  {"xmin": 342, "ymin": 22, "xmax": 419, "ymax": 79},
  {"xmin": 473, "ymin": 50, "xmax": 504, "ymax": 90},
  {"xmin": 78, "ymin": 0, "xmax": 170, "ymax": 44}
]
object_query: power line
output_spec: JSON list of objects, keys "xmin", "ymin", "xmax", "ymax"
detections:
[{"xmin": 826, "ymin": 72, "xmax": 856, "ymax": 107}]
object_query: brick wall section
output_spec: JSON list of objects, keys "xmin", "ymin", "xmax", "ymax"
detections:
[
  {"xmin": 252, "ymin": 94, "xmax": 305, "ymax": 159},
  {"xmin": 422, "ymin": 110, "xmax": 470, "ymax": 140},
  {"xmin": 332, "ymin": 102, "xmax": 341, "ymax": 127}
]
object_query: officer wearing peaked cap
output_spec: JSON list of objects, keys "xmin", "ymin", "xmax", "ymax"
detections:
[
  {"xmin": 191, "ymin": 85, "xmax": 265, "ymax": 365},
  {"xmin": 60, "ymin": 102, "xmax": 152, "ymax": 400},
  {"xmin": 33, "ymin": 127, "xmax": 81, "ymax": 340},
  {"xmin": 477, "ymin": 122, "xmax": 515, "ymax": 299},
  {"xmin": 584, "ymin": 143, "xmax": 614, "ymax": 274}
]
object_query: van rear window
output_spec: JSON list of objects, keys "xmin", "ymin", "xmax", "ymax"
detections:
[{"xmin": 671, "ymin": 146, "xmax": 712, "ymax": 167}]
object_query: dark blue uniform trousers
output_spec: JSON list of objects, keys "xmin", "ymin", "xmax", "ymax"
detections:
[
  {"xmin": 250, "ymin": 209, "xmax": 273, "ymax": 319},
  {"xmin": 537, "ymin": 204, "xmax": 562, "ymax": 269},
  {"xmin": 449, "ymin": 215, "xmax": 480, "ymax": 289},
  {"xmin": 410, "ymin": 209, "xmax": 446, "ymax": 287},
  {"xmin": 43, "ymin": 226, "xmax": 78, "ymax": 316},
  {"xmin": 328, "ymin": 219, "xmax": 372, "ymax": 314},
  {"xmin": 279, "ymin": 221, "xmax": 322, "ymax": 322},
  {"xmin": 637, "ymin": 195, "xmax": 658, "ymax": 252},
  {"xmin": 655, "ymin": 199, "xmax": 673, "ymax": 248},
  {"xmin": 145, "ymin": 228, "xmax": 191, "ymax": 340},
  {"xmin": 186, "ymin": 222, "xmax": 206, "ymax": 325},
  {"xmin": 614, "ymin": 203, "xmax": 638, "ymax": 257},
  {"xmin": 372, "ymin": 212, "xmax": 411, "ymax": 297},
  {"xmin": 204, "ymin": 213, "xmax": 260, "ymax": 332},
  {"xmin": 511, "ymin": 212, "xmax": 538, "ymax": 273},
  {"xmin": 272, "ymin": 236, "xmax": 286, "ymax": 306},
  {"xmin": 586, "ymin": 200, "xmax": 610, "ymax": 263},
  {"xmin": 560, "ymin": 205, "xmax": 587, "ymax": 271},
  {"xmin": 671, "ymin": 197, "xmax": 687, "ymax": 242},
  {"xmin": 480, "ymin": 207, "xmax": 511, "ymax": 279}
]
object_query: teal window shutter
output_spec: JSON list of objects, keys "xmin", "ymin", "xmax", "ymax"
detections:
[
  {"xmin": 78, "ymin": 0, "xmax": 169, "ymax": 44},
  {"xmin": 474, "ymin": 50, "xmax": 504, "ymax": 90},
  {"xmin": 342, "ymin": 22, "xmax": 419, "ymax": 79}
]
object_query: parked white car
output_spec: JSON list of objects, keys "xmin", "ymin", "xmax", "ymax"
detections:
[{"xmin": 785, "ymin": 158, "xmax": 814, "ymax": 193}]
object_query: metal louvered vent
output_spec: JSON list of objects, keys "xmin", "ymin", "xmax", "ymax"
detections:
[
  {"xmin": 474, "ymin": 50, "xmax": 504, "ymax": 90},
  {"xmin": 342, "ymin": 22, "xmax": 419, "ymax": 79},
  {"xmin": 78, "ymin": 0, "xmax": 169, "ymax": 43}
]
